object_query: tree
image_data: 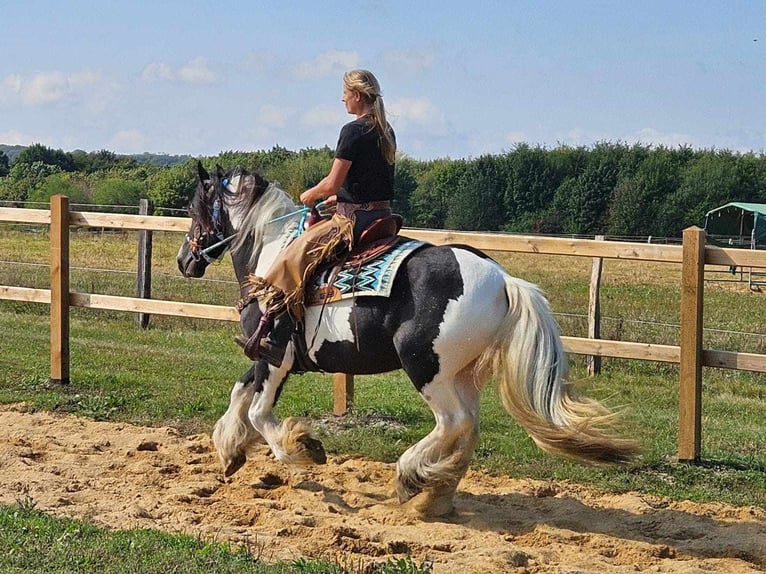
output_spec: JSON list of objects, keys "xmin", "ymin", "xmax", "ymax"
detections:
[
  {"xmin": 71, "ymin": 149, "xmax": 137, "ymax": 173},
  {"xmin": 393, "ymin": 156, "xmax": 420, "ymax": 224},
  {"xmin": 92, "ymin": 178, "xmax": 144, "ymax": 207},
  {"xmin": 409, "ymin": 159, "xmax": 467, "ymax": 229},
  {"xmin": 0, "ymin": 150, "xmax": 9, "ymax": 177},
  {"xmin": 504, "ymin": 143, "xmax": 573, "ymax": 231},
  {"xmin": 553, "ymin": 143, "xmax": 622, "ymax": 234},
  {"xmin": 0, "ymin": 161, "xmax": 63, "ymax": 203},
  {"xmin": 607, "ymin": 147, "xmax": 686, "ymax": 237},
  {"xmin": 447, "ymin": 155, "xmax": 507, "ymax": 231},
  {"xmin": 146, "ymin": 162, "xmax": 197, "ymax": 214},
  {"xmin": 16, "ymin": 143, "xmax": 75, "ymax": 172},
  {"xmin": 27, "ymin": 173, "xmax": 89, "ymax": 204}
]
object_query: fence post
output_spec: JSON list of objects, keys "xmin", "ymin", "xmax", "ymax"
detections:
[
  {"xmin": 333, "ymin": 373, "xmax": 354, "ymax": 416},
  {"xmin": 587, "ymin": 235, "xmax": 604, "ymax": 376},
  {"xmin": 678, "ymin": 226, "xmax": 705, "ymax": 463},
  {"xmin": 50, "ymin": 194, "xmax": 70, "ymax": 385},
  {"xmin": 135, "ymin": 198, "xmax": 153, "ymax": 328}
]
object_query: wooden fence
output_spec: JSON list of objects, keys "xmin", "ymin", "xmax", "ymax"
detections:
[{"xmin": 2, "ymin": 194, "xmax": 766, "ymax": 463}]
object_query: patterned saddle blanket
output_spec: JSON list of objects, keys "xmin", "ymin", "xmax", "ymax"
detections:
[{"xmin": 305, "ymin": 237, "xmax": 426, "ymax": 306}]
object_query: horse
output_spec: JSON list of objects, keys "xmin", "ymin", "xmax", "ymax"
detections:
[{"xmin": 177, "ymin": 162, "xmax": 638, "ymax": 516}]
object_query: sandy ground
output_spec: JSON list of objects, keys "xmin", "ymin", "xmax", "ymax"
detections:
[{"xmin": 0, "ymin": 403, "xmax": 763, "ymax": 574}]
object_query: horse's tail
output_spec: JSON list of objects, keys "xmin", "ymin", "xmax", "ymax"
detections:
[{"xmin": 479, "ymin": 274, "xmax": 639, "ymax": 465}]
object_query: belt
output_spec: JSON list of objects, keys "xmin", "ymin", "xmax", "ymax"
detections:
[{"xmin": 336, "ymin": 201, "xmax": 391, "ymax": 218}]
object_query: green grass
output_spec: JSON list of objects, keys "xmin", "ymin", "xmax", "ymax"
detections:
[
  {"xmin": 0, "ymin": 501, "xmax": 430, "ymax": 574},
  {"xmin": 1, "ymin": 227, "xmax": 765, "ymax": 569}
]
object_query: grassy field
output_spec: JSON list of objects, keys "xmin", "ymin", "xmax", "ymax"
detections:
[{"xmin": 1, "ymin": 226, "xmax": 765, "ymax": 572}]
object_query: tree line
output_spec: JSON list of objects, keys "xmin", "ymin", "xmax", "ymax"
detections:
[{"xmin": 1, "ymin": 142, "xmax": 765, "ymax": 238}]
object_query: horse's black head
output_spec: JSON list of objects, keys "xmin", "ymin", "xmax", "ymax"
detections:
[{"xmin": 177, "ymin": 162, "xmax": 269, "ymax": 278}]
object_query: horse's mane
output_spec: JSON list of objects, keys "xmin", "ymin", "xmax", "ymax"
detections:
[{"xmin": 228, "ymin": 172, "xmax": 299, "ymax": 270}]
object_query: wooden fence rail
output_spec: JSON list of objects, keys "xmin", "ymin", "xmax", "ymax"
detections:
[{"xmin": 2, "ymin": 197, "xmax": 766, "ymax": 463}]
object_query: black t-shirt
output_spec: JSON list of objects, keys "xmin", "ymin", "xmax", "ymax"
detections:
[{"xmin": 334, "ymin": 116, "xmax": 396, "ymax": 204}]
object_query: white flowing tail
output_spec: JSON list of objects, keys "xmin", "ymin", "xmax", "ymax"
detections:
[{"xmin": 479, "ymin": 275, "xmax": 639, "ymax": 465}]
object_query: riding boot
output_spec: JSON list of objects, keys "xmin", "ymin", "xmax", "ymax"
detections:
[
  {"xmin": 257, "ymin": 313, "xmax": 295, "ymax": 368},
  {"xmin": 242, "ymin": 312, "xmax": 274, "ymax": 361}
]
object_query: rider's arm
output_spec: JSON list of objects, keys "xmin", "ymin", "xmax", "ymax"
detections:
[{"xmin": 300, "ymin": 158, "xmax": 351, "ymax": 207}]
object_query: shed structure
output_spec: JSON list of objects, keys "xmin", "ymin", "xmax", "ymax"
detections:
[{"xmin": 704, "ymin": 202, "xmax": 766, "ymax": 290}]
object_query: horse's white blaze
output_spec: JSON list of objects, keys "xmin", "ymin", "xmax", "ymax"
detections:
[
  {"xmin": 431, "ymin": 249, "xmax": 509, "ymax": 379},
  {"xmin": 302, "ymin": 301, "xmax": 355, "ymax": 361}
]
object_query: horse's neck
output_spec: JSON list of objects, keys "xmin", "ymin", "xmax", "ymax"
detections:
[
  {"xmin": 227, "ymin": 183, "xmax": 301, "ymax": 290},
  {"xmin": 251, "ymin": 224, "xmax": 295, "ymax": 277},
  {"xmin": 229, "ymin": 219, "xmax": 297, "ymax": 294},
  {"xmin": 230, "ymin": 244, "xmax": 254, "ymax": 298}
]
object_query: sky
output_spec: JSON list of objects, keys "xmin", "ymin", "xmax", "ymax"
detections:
[{"xmin": 1, "ymin": 1, "xmax": 764, "ymax": 161}]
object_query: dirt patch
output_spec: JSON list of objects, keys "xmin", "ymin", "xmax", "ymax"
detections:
[{"xmin": 1, "ymin": 404, "xmax": 763, "ymax": 573}]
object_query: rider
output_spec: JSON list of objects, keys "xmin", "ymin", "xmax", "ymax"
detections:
[{"xmin": 245, "ymin": 69, "xmax": 397, "ymax": 367}]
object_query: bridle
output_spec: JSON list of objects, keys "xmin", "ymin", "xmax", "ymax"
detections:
[{"xmin": 186, "ymin": 176, "xmax": 235, "ymax": 263}]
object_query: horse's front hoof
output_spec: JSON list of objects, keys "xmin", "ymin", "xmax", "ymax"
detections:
[
  {"xmin": 223, "ymin": 452, "xmax": 247, "ymax": 477},
  {"xmin": 395, "ymin": 469, "xmax": 422, "ymax": 503},
  {"xmin": 401, "ymin": 489, "xmax": 455, "ymax": 518},
  {"xmin": 300, "ymin": 436, "xmax": 327, "ymax": 464}
]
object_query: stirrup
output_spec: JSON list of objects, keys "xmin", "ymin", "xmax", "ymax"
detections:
[
  {"xmin": 257, "ymin": 339, "xmax": 287, "ymax": 368},
  {"xmin": 257, "ymin": 313, "xmax": 296, "ymax": 368},
  {"xmin": 242, "ymin": 313, "xmax": 274, "ymax": 361}
]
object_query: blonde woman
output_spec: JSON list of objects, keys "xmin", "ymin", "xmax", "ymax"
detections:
[{"xmin": 246, "ymin": 69, "xmax": 397, "ymax": 367}]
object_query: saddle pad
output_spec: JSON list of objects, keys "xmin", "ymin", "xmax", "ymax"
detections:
[{"xmin": 306, "ymin": 238, "xmax": 426, "ymax": 306}]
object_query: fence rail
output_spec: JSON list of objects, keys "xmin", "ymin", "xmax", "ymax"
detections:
[{"xmin": 2, "ymin": 196, "xmax": 766, "ymax": 463}]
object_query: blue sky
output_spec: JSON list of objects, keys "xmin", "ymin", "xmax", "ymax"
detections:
[{"xmin": 1, "ymin": 1, "xmax": 764, "ymax": 160}]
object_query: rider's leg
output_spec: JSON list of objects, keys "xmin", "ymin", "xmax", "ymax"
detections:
[{"xmin": 257, "ymin": 312, "xmax": 295, "ymax": 368}]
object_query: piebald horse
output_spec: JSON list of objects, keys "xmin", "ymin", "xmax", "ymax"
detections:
[{"xmin": 177, "ymin": 163, "xmax": 637, "ymax": 516}]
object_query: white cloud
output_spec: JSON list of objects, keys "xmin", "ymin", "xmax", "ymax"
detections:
[
  {"xmin": 141, "ymin": 62, "xmax": 174, "ymax": 82},
  {"xmin": 109, "ymin": 129, "xmax": 146, "ymax": 153},
  {"xmin": 505, "ymin": 131, "xmax": 527, "ymax": 145},
  {"xmin": 258, "ymin": 104, "xmax": 292, "ymax": 128},
  {"xmin": 387, "ymin": 96, "xmax": 444, "ymax": 125},
  {"xmin": 242, "ymin": 52, "xmax": 274, "ymax": 72},
  {"xmin": 383, "ymin": 49, "xmax": 435, "ymax": 75},
  {"xmin": 301, "ymin": 105, "xmax": 344, "ymax": 129},
  {"xmin": 629, "ymin": 128, "xmax": 695, "ymax": 148},
  {"xmin": 1, "ymin": 70, "xmax": 99, "ymax": 106},
  {"xmin": 141, "ymin": 57, "xmax": 216, "ymax": 84},
  {"xmin": 292, "ymin": 50, "xmax": 358, "ymax": 80},
  {"xmin": 178, "ymin": 57, "xmax": 216, "ymax": 84},
  {"xmin": 0, "ymin": 129, "xmax": 34, "ymax": 145}
]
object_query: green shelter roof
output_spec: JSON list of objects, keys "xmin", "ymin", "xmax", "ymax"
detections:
[{"xmin": 704, "ymin": 202, "xmax": 766, "ymax": 247}]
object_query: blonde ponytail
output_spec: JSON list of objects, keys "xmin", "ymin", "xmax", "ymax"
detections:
[{"xmin": 343, "ymin": 69, "xmax": 396, "ymax": 164}]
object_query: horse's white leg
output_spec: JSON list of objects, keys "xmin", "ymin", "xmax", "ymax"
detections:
[
  {"xmin": 212, "ymin": 365, "xmax": 262, "ymax": 477},
  {"xmin": 246, "ymin": 349, "xmax": 327, "ymax": 467},
  {"xmin": 396, "ymin": 363, "xmax": 482, "ymax": 516}
]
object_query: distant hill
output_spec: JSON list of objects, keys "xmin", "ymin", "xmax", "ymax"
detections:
[
  {"xmin": 121, "ymin": 152, "xmax": 194, "ymax": 167},
  {"xmin": 0, "ymin": 144, "xmax": 193, "ymax": 167},
  {"xmin": 0, "ymin": 144, "xmax": 26, "ymax": 163}
]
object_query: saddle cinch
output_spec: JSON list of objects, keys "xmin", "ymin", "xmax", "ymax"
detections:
[{"xmin": 304, "ymin": 213, "xmax": 408, "ymax": 306}]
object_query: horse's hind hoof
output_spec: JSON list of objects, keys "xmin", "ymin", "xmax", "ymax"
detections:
[
  {"xmin": 224, "ymin": 452, "xmax": 247, "ymax": 477},
  {"xmin": 301, "ymin": 437, "xmax": 327, "ymax": 464}
]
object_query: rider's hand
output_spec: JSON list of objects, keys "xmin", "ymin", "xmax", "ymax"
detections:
[
  {"xmin": 316, "ymin": 195, "xmax": 337, "ymax": 218},
  {"xmin": 300, "ymin": 188, "xmax": 322, "ymax": 207}
]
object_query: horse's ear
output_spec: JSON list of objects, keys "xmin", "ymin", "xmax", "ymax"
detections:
[
  {"xmin": 215, "ymin": 164, "xmax": 225, "ymax": 180},
  {"xmin": 197, "ymin": 161, "xmax": 209, "ymax": 183},
  {"xmin": 253, "ymin": 172, "xmax": 270, "ymax": 195}
]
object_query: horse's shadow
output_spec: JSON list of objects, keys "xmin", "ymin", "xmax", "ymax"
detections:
[{"xmin": 447, "ymin": 489, "xmax": 765, "ymax": 569}]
